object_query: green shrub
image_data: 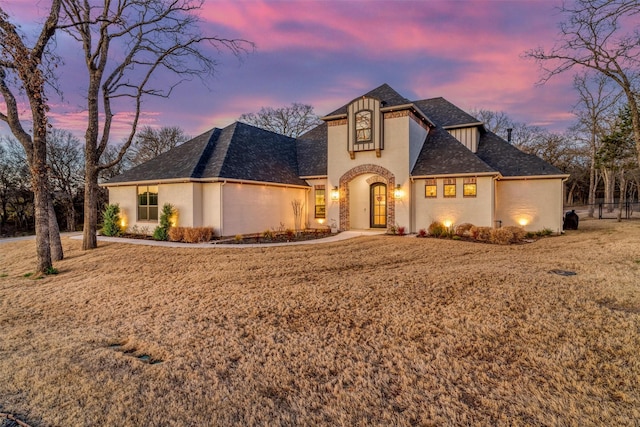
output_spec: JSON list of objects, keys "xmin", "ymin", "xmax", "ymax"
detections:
[
  {"xmin": 538, "ymin": 228, "xmax": 553, "ymax": 236},
  {"xmin": 153, "ymin": 203, "xmax": 175, "ymax": 241},
  {"xmin": 102, "ymin": 204, "xmax": 122, "ymax": 237},
  {"xmin": 234, "ymin": 234, "xmax": 244, "ymax": 242},
  {"xmin": 263, "ymin": 229, "xmax": 274, "ymax": 240},
  {"xmin": 428, "ymin": 221, "xmax": 446, "ymax": 237}
]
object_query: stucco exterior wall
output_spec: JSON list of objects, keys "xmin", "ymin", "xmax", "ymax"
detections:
[
  {"xmin": 327, "ymin": 114, "xmax": 415, "ymax": 230},
  {"xmin": 201, "ymin": 183, "xmax": 222, "ymax": 231},
  {"xmin": 220, "ymin": 183, "xmax": 309, "ymax": 236},
  {"xmin": 413, "ymin": 176, "xmax": 495, "ymax": 230},
  {"xmin": 161, "ymin": 182, "xmax": 199, "ymax": 227},
  {"xmin": 495, "ymin": 178, "xmax": 564, "ymax": 233},
  {"xmin": 108, "ymin": 185, "xmax": 138, "ymax": 230}
]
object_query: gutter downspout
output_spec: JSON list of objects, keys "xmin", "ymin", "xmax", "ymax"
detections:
[
  {"xmin": 409, "ymin": 176, "xmax": 415, "ymax": 233},
  {"xmin": 492, "ymin": 175, "xmax": 500, "ymax": 228},
  {"xmin": 220, "ymin": 180, "xmax": 226, "ymax": 237},
  {"xmin": 561, "ymin": 176, "xmax": 569, "ymax": 234}
]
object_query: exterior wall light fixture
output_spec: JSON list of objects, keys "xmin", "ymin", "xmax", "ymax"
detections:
[
  {"xmin": 394, "ymin": 184, "xmax": 404, "ymax": 199},
  {"xmin": 330, "ymin": 186, "xmax": 339, "ymax": 201}
]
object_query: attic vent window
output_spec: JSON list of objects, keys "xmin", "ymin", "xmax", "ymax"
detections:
[{"xmin": 355, "ymin": 110, "xmax": 372, "ymax": 142}]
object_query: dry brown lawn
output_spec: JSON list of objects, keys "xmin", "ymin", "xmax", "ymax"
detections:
[{"xmin": 1, "ymin": 219, "xmax": 639, "ymax": 426}]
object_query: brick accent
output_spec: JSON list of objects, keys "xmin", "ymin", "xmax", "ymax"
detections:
[
  {"xmin": 383, "ymin": 111, "xmax": 409, "ymax": 119},
  {"xmin": 366, "ymin": 175, "xmax": 386, "ymax": 185},
  {"xmin": 327, "ymin": 119, "xmax": 347, "ymax": 127},
  {"xmin": 338, "ymin": 164, "xmax": 395, "ymax": 231},
  {"xmin": 383, "ymin": 109, "xmax": 430, "ymax": 131}
]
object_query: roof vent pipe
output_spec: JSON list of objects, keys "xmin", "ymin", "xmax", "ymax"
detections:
[{"xmin": 507, "ymin": 128, "xmax": 513, "ymax": 144}]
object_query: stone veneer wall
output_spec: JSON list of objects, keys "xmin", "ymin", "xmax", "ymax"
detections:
[{"xmin": 338, "ymin": 164, "xmax": 396, "ymax": 231}]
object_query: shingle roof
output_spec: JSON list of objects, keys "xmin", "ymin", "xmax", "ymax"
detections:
[
  {"xmin": 476, "ymin": 131, "xmax": 566, "ymax": 177},
  {"xmin": 106, "ymin": 84, "xmax": 565, "ymax": 187},
  {"xmin": 106, "ymin": 128, "xmax": 219, "ymax": 183},
  {"xmin": 326, "ymin": 83, "xmax": 411, "ymax": 117},
  {"xmin": 411, "ymin": 127, "xmax": 496, "ymax": 176},
  {"xmin": 106, "ymin": 122, "xmax": 308, "ymax": 186},
  {"xmin": 297, "ymin": 123, "xmax": 327, "ymax": 177},
  {"xmin": 413, "ymin": 97, "xmax": 481, "ymax": 128}
]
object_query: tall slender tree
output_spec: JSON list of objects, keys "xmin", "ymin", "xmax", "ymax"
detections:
[
  {"xmin": 59, "ymin": 0, "xmax": 253, "ymax": 250},
  {"xmin": 0, "ymin": 2, "xmax": 62, "ymax": 272},
  {"xmin": 572, "ymin": 72, "xmax": 623, "ymax": 216}
]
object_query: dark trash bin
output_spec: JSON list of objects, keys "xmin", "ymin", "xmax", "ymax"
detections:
[{"xmin": 563, "ymin": 210, "xmax": 579, "ymax": 230}]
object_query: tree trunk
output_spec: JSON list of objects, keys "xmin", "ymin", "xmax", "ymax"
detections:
[
  {"xmin": 82, "ymin": 163, "xmax": 99, "ymax": 250},
  {"xmin": 587, "ymin": 141, "xmax": 597, "ymax": 218},
  {"xmin": 66, "ymin": 198, "xmax": 76, "ymax": 232},
  {"xmin": 617, "ymin": 170, "xmax": 626, "ymax": 222},
  {"xmin": 48, "ymin": 195, "xmax": 63, "ymax": 261},
  {"xmin": 602, "ymin": 168, "xmax": 615, "ymax": 212},
  {"xmin": 31, "ymin": 141, "xmax": 52, "ymax": 273}
]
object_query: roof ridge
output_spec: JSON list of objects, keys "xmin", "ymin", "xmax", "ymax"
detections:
[{"xmin": 191, "ymin": 128, "xmax": 222, "ymax": 178}]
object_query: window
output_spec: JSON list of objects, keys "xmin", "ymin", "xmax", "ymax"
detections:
[
  {"xmin": 425, "ymin": 179, "xmax": 437, "ymax": 198},
  {"xmin": 315, "ymin": 187, "xmax": 326, "ymax": 218},
  {"xmin": 463, "ymin": 178, "xmax": 477, "ymax": 197},
  {"xmin": 138, "ymin": 185, "xmax": 158, "ymax": 221},
  {"xmin": 443, "ymin": 178, "xmax": 456, "ymax": 198},
  {"xmin": 355, "ymin": 110, "xmax": 372, "ymax": 142}
]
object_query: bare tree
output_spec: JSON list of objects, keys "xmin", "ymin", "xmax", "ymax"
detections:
[
  {"xmin": 0, "ymin": 2, "xmax": 62, "ymax": 271},
  {"xmin": 48, "ymin": 129, "xmax": 84, "ymax": 231},
  {"xmin": 130, "ymin": 125, "xmax": 189, "ymax": 166},
  {"xmin": 59, "ymin": 0, "xmax": 253, "ymax": 250},
  {"xmin": 597, "ymin": 106, "xmax": 638, "ymax": 220},
  {"xmin": 526, "ymin": 0, "xmax": 640, "ymax": 165},
  {"xmin": 240, "ymin": 103, "xmax": 323, "ymax": 137},
  {"xmin": 572, "ymin": 72, "xmax": 623, "ymax": 216},
  {"xmin": 0, "ymin": 136, "xmax": 30, "ymax": 234},
  {"xmin": 468, "ymin": 108, "xmax": 515, "ymax": 137}
]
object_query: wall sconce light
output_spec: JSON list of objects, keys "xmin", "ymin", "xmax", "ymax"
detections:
[
  {"xmin": 330, "ymin": 186, "xmax": 339, "ymax": 201},
  {"xmin": 518, "ymin": 218, "xmax": 529, "ymax": 227},
  {"xmin": 394, "ymin": 184, "xmax": 404, "ymax": 199},
  {"xmin": 443, "ymin": 220, "xmax": 452, "ymax": 229}
]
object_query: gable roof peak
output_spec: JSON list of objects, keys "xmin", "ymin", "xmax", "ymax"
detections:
[{"xmin": 324, "ymin": 83, "xmax": 411, "ymax": 118}]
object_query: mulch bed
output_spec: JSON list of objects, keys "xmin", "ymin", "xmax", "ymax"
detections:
[{"xmin": 221, "ymin": 229, "xmax": 333, "ymax": 244}]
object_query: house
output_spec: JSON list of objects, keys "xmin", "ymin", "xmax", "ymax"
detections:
[{"xmin": 103, "ymin": 84, "xmax": 568, "ymax": 236}]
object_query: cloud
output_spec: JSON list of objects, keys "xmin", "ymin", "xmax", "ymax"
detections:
[{"xmin": 1, "ymin": 0, "xmax": 579, "ymax": 143}]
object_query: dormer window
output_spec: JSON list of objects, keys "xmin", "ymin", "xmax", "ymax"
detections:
[
  {"xmin": 355, "ymin": 110, "xmax": 372, "ymax": 142},
  {"xmin": 347, "ymin": 97, "xmax": 383, "ymax": 158}
]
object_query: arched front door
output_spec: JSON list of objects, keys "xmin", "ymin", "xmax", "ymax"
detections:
[{"xmin": 370, "ymin": 183, "xmax": 387, "ymax": 228}]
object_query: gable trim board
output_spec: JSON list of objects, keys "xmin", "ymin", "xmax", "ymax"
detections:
[{"xmin": 104, "ymin": 83, "xmax": 569, "ymax": 236}]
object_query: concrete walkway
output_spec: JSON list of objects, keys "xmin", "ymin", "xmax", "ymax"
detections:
[{"xmin": 56, "ymin": 229, "xmax": 388, "ymax": 248}]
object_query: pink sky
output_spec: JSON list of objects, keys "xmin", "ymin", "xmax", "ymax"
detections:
[{"xmin": 1, "ymin": 0, "xmax": 578, "ymax": 142}]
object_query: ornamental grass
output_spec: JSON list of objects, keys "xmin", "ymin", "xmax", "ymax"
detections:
[{"xmin": 0, "ymin": 219, "xmax": 639, "ymax": 426}]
